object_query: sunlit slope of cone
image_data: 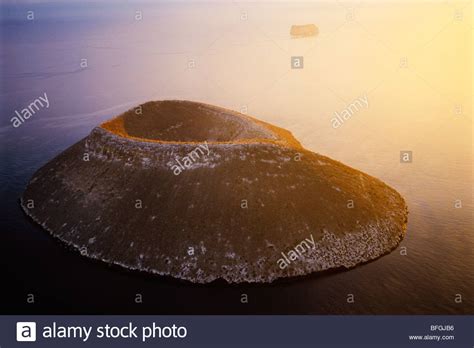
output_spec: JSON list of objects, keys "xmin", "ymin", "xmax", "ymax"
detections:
[{"xmin": 21, "ymin": 100, "xmax": 408, "ymax": 283}]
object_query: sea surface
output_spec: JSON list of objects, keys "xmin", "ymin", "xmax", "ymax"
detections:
[{"xmin": 0, "ymin": 1, "xmax": 472, "ymax": 314}]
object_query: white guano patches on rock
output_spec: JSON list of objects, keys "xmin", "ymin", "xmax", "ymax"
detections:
[
  {"xmin": 21, "ymin": 114, "xmax": 407, "ymax": 284},
  {"xmin": 20, "ymin": 188, "xmax": 406, "ymax": 283},
  {"xmin": 260, "ymin": 159, "xmax": 277, "ymax": 164}
]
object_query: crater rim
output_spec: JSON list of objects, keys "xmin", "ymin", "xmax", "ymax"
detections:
[{"xmin": 100, "ymin": 99, "xmax": 303, "ymax": 148}]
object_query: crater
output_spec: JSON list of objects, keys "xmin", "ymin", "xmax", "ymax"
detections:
[{"xmin": 102, "ymin": 100, "xmax": 281, "ymax": 144}]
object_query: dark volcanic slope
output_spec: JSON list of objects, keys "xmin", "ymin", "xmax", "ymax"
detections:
[{"xmin": 21, "ymin": 100, "xmax": 408, "ymax": 283}]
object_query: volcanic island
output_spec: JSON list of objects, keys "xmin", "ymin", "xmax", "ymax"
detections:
[
  {"xmin": 290, "ymin": 24, "xmax": 318, "ymax": 38},
  {"xmin": 21, "ymin": 100, "xmax": 408, "ymax": 283}
]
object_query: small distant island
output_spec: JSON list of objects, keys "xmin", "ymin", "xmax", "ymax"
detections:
[
  {"xmin": 21, "ymin": 100, "xmax": 407, "ymax": 283},
  {"xmin": 290, "ymin": 24, "xmax": 318, "ymax": 38}
]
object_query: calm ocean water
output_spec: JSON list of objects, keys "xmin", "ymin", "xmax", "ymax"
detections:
[{"xmin": 0, "ymin": 2, "xmax": 472, "ymax": 314}]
